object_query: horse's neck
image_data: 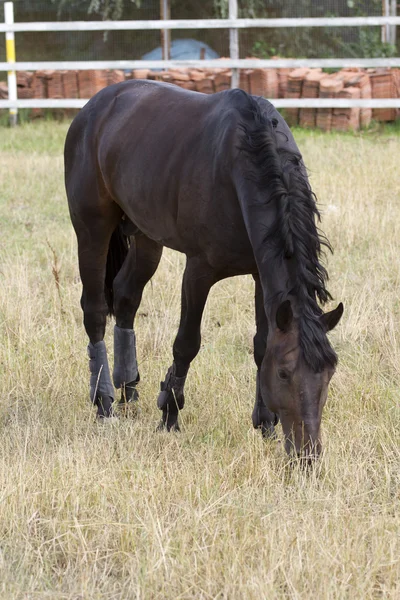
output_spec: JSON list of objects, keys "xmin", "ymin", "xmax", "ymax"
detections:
[{"xmin": 233, "ymin": 175, "xmax": 294, "ymax": 315}]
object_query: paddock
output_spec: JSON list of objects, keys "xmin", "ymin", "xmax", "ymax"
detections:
[{"xmin": 0, "ymin": 120, "xmax": 399, "ymax": 597}]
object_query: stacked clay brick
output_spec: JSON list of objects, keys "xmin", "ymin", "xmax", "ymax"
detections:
[
  {"xmin": 287, "ymin": 66, "xmax": 399, "ymax": 131},
  {"xmin": 10, "ymin": 66, "xmax": 279, "ymax": 103},
  {"xmin": 146, "ymin": 66, "xmax": 279, "ymax": 97},
  {"xmin": 316, "ymin": 70, "xmax": 365, "ymax": 132},
  {"xmin": 0, "ymin": 82, "xmax": 8, "ymax": 99},
  {"xmin": 284, "ymin": 67, "xmax": 309, "ymax": 127},
  {"xmin": 369, "ymin": 68, "xmax": 399, "ymax": 122},
  {"xmin": 6, "ymin": 66, "xmax": 400, "ymax": 130},
  {"xmin": 317, "ymin": 75, "xmax": 344, "ymax": 131},
  {"xmin": 13, "ymin": 69, "xmax": 126, "ymax": 102},
  {"xmin": 300, "ymin": 69, "xmax": 326, "ymax": 128}
]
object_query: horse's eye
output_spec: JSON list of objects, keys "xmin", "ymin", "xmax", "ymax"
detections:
[{"xmin": 278, "ymin": 369, "xmax": 290, "ymax": 382}]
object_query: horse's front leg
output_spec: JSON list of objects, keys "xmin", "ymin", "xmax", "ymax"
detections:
[
  {"xmin": 158, "ymin": 256, "xmax": 216, "ymax": 431},
  {"xmin": 252, "ymin": 274, "xmax": 278, "ymax": 438}
]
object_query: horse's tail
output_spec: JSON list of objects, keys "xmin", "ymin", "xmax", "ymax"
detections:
[{"xmin": 104, "ymin": 223, "xmax": 130, "ymax": 317}]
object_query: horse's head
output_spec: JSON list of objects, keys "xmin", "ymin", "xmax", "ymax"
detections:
[{"xmin": 260, "ymin": 299, "xmax": 343, "ymax": 461}]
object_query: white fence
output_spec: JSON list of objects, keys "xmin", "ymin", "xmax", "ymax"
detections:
[{"xmin": 1, "ymin": 0, "xmax": 400, "ymax": 116}]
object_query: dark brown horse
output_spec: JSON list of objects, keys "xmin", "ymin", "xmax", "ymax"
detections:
[{"xmin": 65, "ymin": 79, "xmax": 343, "ymax": 459}]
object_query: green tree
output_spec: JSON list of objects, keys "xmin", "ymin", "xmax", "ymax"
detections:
[
  {"xmin": 53, "ymin": 0, "xmax": 141, "ymax": 20},
  {"xmin": 53, "ymin": 0, "xmax": 232, "ymax": 20}
]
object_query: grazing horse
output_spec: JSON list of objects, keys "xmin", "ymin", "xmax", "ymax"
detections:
[{"xmin": 65, "ymin": 80, "xmax": 343, "ymax": 459}]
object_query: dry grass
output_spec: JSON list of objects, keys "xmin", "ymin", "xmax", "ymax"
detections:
[{"xmin": 0, "ymin": 121, "xmax": 399, "ymax": 599}]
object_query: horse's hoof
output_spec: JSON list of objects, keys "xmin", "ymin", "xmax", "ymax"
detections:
[
  {"xmin": 121, "ymin": 382, "xmax": 139, "ymax": 404},
  {"xmin": 95, "ymin": 395, "xmax": 115, "ymax": 419},
  {"xmin": 156, "ymin": 417, "xmax": 180, "ymax": 432},
  {"xmin": 170, "ymin": 420, "xmax": 180, "ymax": 432}
]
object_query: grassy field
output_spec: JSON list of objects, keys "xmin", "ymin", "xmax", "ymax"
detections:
[{"xmin": 0, "ymin": 119, "xmax": 399, "ymax": 599}]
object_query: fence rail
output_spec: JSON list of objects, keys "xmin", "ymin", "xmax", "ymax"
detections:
[
  {"xmin": 1, "ymin": 16, "xmax": 400, "ymax": 33},
  {"xmin": 2, "ymin": 58, "xmax": 400, "ymax": 72},
  {"xmin": 1, "ymin": 1, "xmax": 399, "ymax": 119},
  {"xmin": 1, "ymin": 98, "xmax": 400, "ymax": 110}
]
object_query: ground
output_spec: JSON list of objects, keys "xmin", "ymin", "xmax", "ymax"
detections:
[{"xmin": 0, "ymin": 119, "xmax": 399, "ymax": 599}]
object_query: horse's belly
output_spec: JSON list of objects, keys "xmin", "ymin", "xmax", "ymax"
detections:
[{"xmin": 118, "ymin": 189, "xmax": 256, "ymax": 275}]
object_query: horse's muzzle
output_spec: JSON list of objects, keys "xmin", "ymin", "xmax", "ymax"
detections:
[{"xmin": 281, "ymin": 415, "xmax": 322, "ymax": 462}]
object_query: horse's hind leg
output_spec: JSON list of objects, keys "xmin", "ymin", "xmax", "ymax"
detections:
[
  {"xmin": 113, "ymin": 235, "xmax": 163, "ymax": 408},
  {"xmin": 158, "ymin": 256, "xmax": 216, "ymax": 431},
  {"xmin": 252, "ymin": 274, "xmax": 278, "ymax": 438},
  {"xmin": 73, "ymin": 203, "xmax": 121, "ymax": 418}
]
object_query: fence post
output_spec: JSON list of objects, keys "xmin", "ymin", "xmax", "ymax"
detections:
[
  {"xmin": 382, "ymin": 0, "xmax": 390, "ymax": 43},
  {"xmin": 4, "ymin": 2, "xmax": 17, "ymax": 126},
  {"xmin": 229, "ymin": 0, "xmax": 239, "ymax": 88},
  {"xmin": 160, "ymin": 0, "xmax": 170, "ymax": 63},
  {"xmin": 390, "ymin": 0, "xmax": 397, "ymax": 46}
]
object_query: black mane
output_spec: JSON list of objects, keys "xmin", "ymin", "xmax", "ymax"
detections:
[{"xmin": 238, "ymin": 96, "xmax": 337, "ymax": 372}]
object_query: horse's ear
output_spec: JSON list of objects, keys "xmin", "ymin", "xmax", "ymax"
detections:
[
  {"xmin": 276, "ymin": 300, "xmax": 293, "ymax": 332},
  {"xmin": 320, "ymin": 303, "xmax": 344, "ymax": 332}
]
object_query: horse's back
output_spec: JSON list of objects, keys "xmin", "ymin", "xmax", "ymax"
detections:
[
  {"xmin": 65, "ymin": 79, "xmax": 230, "ymax": 195},
  {"xmin": 64, "ymin": 80, "xmax": 301, "ymax": 267},
  {"xmin": 66, "ymin": 81, "xmax": 243, "ymax": 251},
  {"xmin": 65, "ymin": 79, "xmax": 299, "ymax": 193}
]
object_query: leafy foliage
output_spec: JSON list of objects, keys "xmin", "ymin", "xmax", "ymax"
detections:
[
  {"xmin": 53, "ymin": 0, "xmax": 141, "ymax": 20},
  {"xmin": 338, "ymin": 28, "xmax": 397, "ymax": 58}
]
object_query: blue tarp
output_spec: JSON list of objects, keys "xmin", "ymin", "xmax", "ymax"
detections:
[{"xmin": 142, "ymin": 38, "xmax": 219, "ymax": 61}]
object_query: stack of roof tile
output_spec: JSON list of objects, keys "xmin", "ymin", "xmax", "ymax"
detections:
[
  {"xmin": 316, "ymin": 76, "xmax": 344, "ymax": 132},
  {"xmin": 11, "ymin": 65, "xmax": 400, "ymax": 129},
  {"xmin": 335, "ymin": 69, "xmax": 361, "ymax": 85},
  {"xmin": 195, "ymin": 74, "xmax": 215, "ymax": 94},
  {"xmin": 177, "ymin": 80, "xmax": 196, "ymax": 91},
  {"xmin": 31, "ymin": 70, "xmax": 51, "ymax": 117},
  {"xmin": 299, "ymin": 69, "xmax": 325, "ymax": 128},
  {"xmin": 214, "ymin": 69, "xmax": 231, "ymax": 92},
  {"xmin": 16, "ymin": 71, "xmax": 33, "ymax": 99},
  {"xmin": 239, "ymin": 69, "xmax": 252, "ymax": 94},
  {"xmin": 285, "ymin": 68, "xmax": 310, "ymax": 126},
  {"xmin": 342, "ymin": 71, "xmax": 372, "ymax": 128},
  {"xmin": 332, "ymin": 86, "xmax": 361, "ymax": 131},
  {"xmin": 277, "ymin": 68, "xmax": 292, "ymax": 98},
  {"xmin": 47, "ymin": 71, "xmax": 63, "ymax": 99},
  {"xmin": 249, "ymin": 68, "xmax": 279, "ymax": 98},
  {"xmin": 32, "ymin": 71, "xmax": 48, "ymax": 99},
  {"xmin": 77, "ymin": 70, "xmax": 108, "ymax": 98},
  {"xmin": 369, "ymin": 69, "xmax": 398, "ymax": 121},
  {"xmin": 107, "ymin": 69, "xmax": 126, "ymax": 86},
  {"xmin": 394, "ymin": 68, "xmax": 400, "ymax": 95},
  {"xmin": 168, "ymin": 68, "xmax": 190, "ymax": 83},
  {"xmin": 17, "ymin": 71, "xmax": 33, "ymax": 88},
  {"xmin": 0, "ymin": 82, "xmax": 8, "ymax": 99},
  {"xmin": 132, "ymin": 69, "xmax": 151, "ymax": 80},
  {"xmin": 187, "ymin": 69, "xmax": 205, "ymax": 82},
  {"xmin": 61, "ymin": 71, "xmax": 79, "ymax": 99},
  {"xmin": 248, "ymin": 69, "xmax": 263, "ymax": 96},
  {"xmin": 177, "ymin": 69, "xmax": 198, "ymax": 90}
]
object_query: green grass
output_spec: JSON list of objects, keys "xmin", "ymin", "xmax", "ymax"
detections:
[{"xmin": 0, "ymin": 121, "xmax": 399, "ymax": 599}]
